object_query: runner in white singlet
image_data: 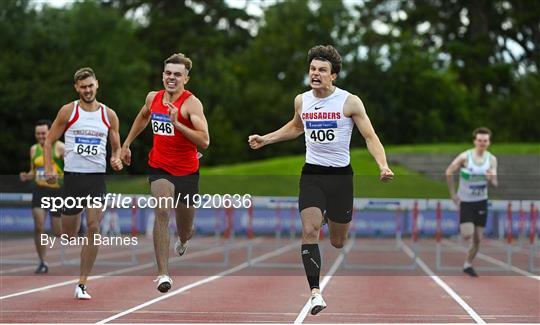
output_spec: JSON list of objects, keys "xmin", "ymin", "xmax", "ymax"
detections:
[
  {"xmin": 249, "ymin": 45, "xmax": 394, "ymax": 315},
  {"xmin": 446, "ymin": 127, "xmax": 498, "ymax": 277},
  {"xmin": 44, "ymin": 67, "xmax": 123, "ymax": 300}
]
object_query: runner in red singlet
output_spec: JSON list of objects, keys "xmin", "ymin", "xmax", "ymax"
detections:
[{"xmin": 121, "ymin": 53, "xmax": 209, "ymax": 293}]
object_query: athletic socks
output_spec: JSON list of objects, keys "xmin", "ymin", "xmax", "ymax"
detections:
[
  {"xmin": 301, "ymin": 244, "xmax": 321, "ymax": 290},
  {"xmin": 464, "ymin": 261, "xmax": 472, "ymax": 268}
]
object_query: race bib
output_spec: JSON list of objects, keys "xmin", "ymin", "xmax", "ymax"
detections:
[
  {"xmin": 306, "ymin": 121, "xmax": 339, "ymax": 143},
  {"xmin": 35, "ymin": 167, "xmax": 46, "ymax": 181},
  {"xmin": 469, "ymin": 184, "xmax": 487, "ymax": 197},
  {"xmin": 75, "ymin": 137, "xmax": 101, "ymax": 156},
  {"xmin": 151, "ymin": 113, "xmax": 175, "ymax": 136}
]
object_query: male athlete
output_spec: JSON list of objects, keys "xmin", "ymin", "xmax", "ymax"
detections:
[
  {"xmin": 121, "ymin": 53, "xmax": 209, "ymax": 293},
  {"xmin": 44, "ymin": 67, "xmax": 123, "ymax": 299},
  {"xmin": 19, "ymin": 119, "xmax": 64, "ymax": 274},
  {"xmin": 249, "ymin": 45, "xmax": 394, "ymax": 315},
  {"xmin": 446, "ymin": 127, "xmax": 498, "ymax": 277}
]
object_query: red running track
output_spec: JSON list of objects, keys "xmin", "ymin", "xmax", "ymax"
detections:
[{"xmin": 1, "ymin": 236, "xmax": 539, "ymax": 323}]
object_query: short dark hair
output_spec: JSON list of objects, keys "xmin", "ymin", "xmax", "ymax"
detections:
[
  {"xmin": 164, "ymin": 53, "xmax": 192, "ymax": 72},
  {"xmin": 35, "ymin": 119, "xmax": 51, "ymax": 129},
  {"xmin": 472, "ymin": 127, "xmax": 492, "ymax": 139},
  {"xmin": 307, "ymin": 45, "xmax": 342, "ymax": 74},
  {"xmin": 74, "ymin": 67, "xmax": 96, "ymax": 82}
]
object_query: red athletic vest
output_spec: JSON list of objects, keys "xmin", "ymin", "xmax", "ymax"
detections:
[{"xmin": 148, "ymin": 90, "xmax": 198, "ymax": 175}]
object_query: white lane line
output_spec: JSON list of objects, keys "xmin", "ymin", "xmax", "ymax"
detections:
[
  {"xmin": 95, "ymin": 241, "xmax": 299, "ymax": 324},
  {"xmin": 0, "ymin": 245, "xmax": 155, "ymax": 275},
  {"xmin": 293, "ymin": 240, "xmax": 354, "ymax": 324},
  {"xmin": 0, "ymin": 239, "xmax": 259, "ymax": 300},
  {"xmin": 401, "ymin": 243, "xmax": 486, "ymax": 324},
  {"xmin": 442, "ymin": 239, "xmax": 540, "ymax": 280}
]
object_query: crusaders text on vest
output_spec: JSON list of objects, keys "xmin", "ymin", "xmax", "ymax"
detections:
[
  {"xmin": 63, "ymin": 100, "xmax": 110, "ymax": 173},
  {"xmin": 301, "ymin": 87, "xmax": 354, "ymax": 167}
]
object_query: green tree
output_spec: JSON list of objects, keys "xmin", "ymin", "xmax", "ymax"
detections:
[{"xmin": 0, "ymin": 1, "xmax": 149, "ymax": 174}]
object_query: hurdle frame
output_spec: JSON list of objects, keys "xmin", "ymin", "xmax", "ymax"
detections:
[{"xmin": 341, "ymin": 198, "xmax": 421, "ymax": 271}]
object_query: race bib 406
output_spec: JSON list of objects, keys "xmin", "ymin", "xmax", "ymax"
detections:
[{"xmin": 306, "ymin": 120, "xmax": 339, "ymax": 143}]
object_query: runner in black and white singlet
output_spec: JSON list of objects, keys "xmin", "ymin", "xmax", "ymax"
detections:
[
  {"xmin": 249, "ymin": 45, "xmax": 394, "ymax": 315},
  {"xmin": 44, "ymin": 67, "xmax": 123, "ymax": 300},
  {"xmin": 446, "ymin": 127, "xmax": 498, "ymax": 277}
]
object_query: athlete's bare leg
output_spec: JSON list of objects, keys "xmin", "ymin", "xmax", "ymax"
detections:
[
  {"xmin": 151, "ymin": 179, "xmax": 175, "ymax": 276},
  {"xmin": 175, "ymin": 203, "xmax": 195, "ymax": 244},
  {"xmin": 466, "ymin": 226, "xmax": 484, "ymax": 264},
  {"xmin": 327, "ymin": 219, "xmax": 350, "ymax": 249},
  {"xmin": 79, "ymin": 207, "xmax": 103, "ymax": 285},
  {"xmin": 62, "ymin": 212, "xmax": 82, "ymax": 237},
  {"xmin": 32, "ymin": 208, "xmax": 47, "ymax": 263}
]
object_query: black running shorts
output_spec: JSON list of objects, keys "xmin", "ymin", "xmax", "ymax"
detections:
[
  {"xmin": 32, "ymin": 186, "xmax": 62, "ymax": 217},
  {"xmin": 62, "ymin": 172, "xmax": 106, "ymax": 215},
  {"xmin": 148, "ymin": 167, "xmax": 199, "ymax": 206},
  {"xmin": 459, "ymin": 200, "xmax": 488, "ymax": 227},
  {"xmin": 298, "ymin": 163, "xmax": 354, "ymax": 224}
]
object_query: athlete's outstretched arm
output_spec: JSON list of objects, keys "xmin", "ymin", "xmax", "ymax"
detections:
[
  {"xmin": 107, "ymin": 108, "xmax": 123, "ymax": 171},
  {"xmin": 346, "ymin": 95, "xmax": 393, "ymax": 181},
  {"xmin": 248, "ymin": 95, "xmax": 304, "ymax": 149},
  {"xmin": 445, "ymin": 152, "xmax": 467, "ymax": 205},
  {"xmin": 167, "ymin": 96, "xmax": 209, "ymax": 149},
  {"xmin": 44, "ymin": 104, "xmax": 72, "ymax": 183},
  {"xmin": 121, "ymin": 92, "xmax": 154, "ymax": 165},
  {"xmin": 487, "ymin": 155, "xmax": 498, "ymax": 187}
]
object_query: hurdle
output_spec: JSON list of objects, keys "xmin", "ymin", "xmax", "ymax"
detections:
[
  {"xmin": 168, "ymin": 205, "xmax": 236, "ymax": 268},
  {"xmin": 528, "ymin": 203, "xmax": 539, "ymax": 272},
  {"xmin": 341, "ymin": 199, "xmax": 420, "ymax": 271},
  {"xmin": 0, "ymin": 193, "xmax": 50, "ymax": 265},
  {"xmin": 246, "ymin": 196, "xmax": 329, "ymax": 269},
  {"xmin": 60, "ymin": 198, "xmax": 139, "ymax": 267}
]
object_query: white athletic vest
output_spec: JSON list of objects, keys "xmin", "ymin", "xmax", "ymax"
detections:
[
  {"xmin": 301, "ymin": 87, "xmax": 354, "ymax": 167},
  {"xmin": 64, "ymin": 101, "xmax": 110, "ymax": 173},
  {"xmin": 457, "ymin": 150, "xmax": 491, "ymax": 202}
]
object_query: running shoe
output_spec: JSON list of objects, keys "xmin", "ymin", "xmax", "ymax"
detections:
[
  {"xmin": 35, "ymin": 262, "xmax": 48, "ymax": 274},
  {"xmin": 74, "ymin": 284, "xmax": 91, "ymax": 300},
  {"xmin": 310, "ymin": 292, "xmax": 327, "ymax": 315},
  {"xmin": 463, "ymin": 266, "xmax": 479, "ymax": 277},
  {"xmin": 154, "ymin": 275, "xmax": 173, "ymax": 293},
  {"xmin": 174, "ymin": 239, "xmax": 188, "ymax": 256}
]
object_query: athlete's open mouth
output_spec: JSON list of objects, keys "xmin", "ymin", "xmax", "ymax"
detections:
[{"xmin": 311, "ymin": 78, "xmax": 321, "ymax": 84}]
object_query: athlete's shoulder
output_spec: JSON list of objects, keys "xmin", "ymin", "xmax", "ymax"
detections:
[
  {"xmin": 184, "ymin": 94, "xmax": 203, "ymax": 112},
  {"xmin": 489, "ymin": 152, "xmax": 497, "ymax": 163},
  {"xmin": 146, "ymin": 91, "xmax": 160, "ymax": 105},
  {"xmin": 30, "ymin": 144, "xmax": 37, "ymax": 156},
  {"xmin": 457, "ymin": 150, "xmax": 469, "ymax": 161},
  {"xmin": 105, "ymin": 106, "xmax": 118, "ymax": 118},
  {"xmin": 343, "ymin": 93, "xmax": 365, "ymax": 117},
  {"xmin": 56, "ymin": 102, "xmax": 76, "ymax": 121},
  {"xmin": 59, "ymin": 101, "xmax": 75, "ymax": 113},
  {"xmin": 345, "ymin": 93, "xmax": 363, "ymax": 105},
  {"xmin": 185, "ymin": 92, "xmax": 201, "ymax": 104},
  {"xmin": 335, "ymin": 86, "xmax": 352, "ymax": 97}
]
